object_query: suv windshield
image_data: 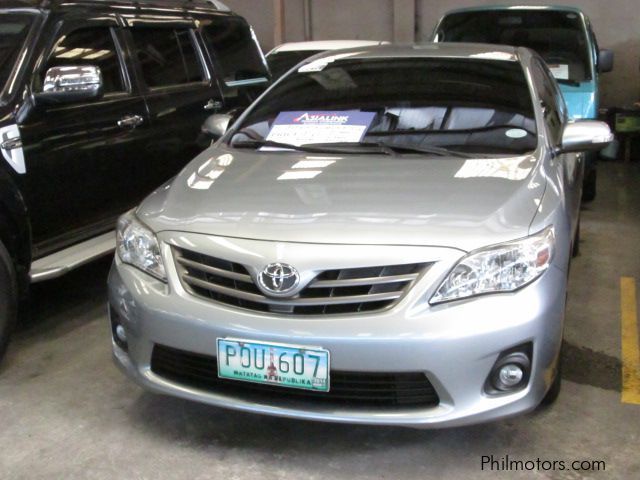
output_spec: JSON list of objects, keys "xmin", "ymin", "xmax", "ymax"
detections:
[
  {"xmin": 230, "ymin": 57, "xmax": 537, "ymax": 156},
  {"xmin": 435, "ymin": 10, "xmax": 592, "ymax": 83},
  {"xmin": 267, "ymin": 50, "xmax": 322, "ymax": 79},
  {"xmin": 0, "ymin": 13, "xmax": 34, "ymax": 98}
]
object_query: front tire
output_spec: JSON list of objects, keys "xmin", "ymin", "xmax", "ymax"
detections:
[{"xmin": 0, "ymin": 240, "xmax": 18, "ymax": 361}]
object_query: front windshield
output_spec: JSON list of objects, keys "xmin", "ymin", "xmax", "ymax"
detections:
[
  {"xmin": 229, "ymin": 57, "xmax": 537, "ymax": 156},
  {"xmin": 0, "ymin": 14, "xmax": 34, "ymax": 97},
  {"xmin": 435, "ymin": 10, "xmax": 592, "ymax": 83}
]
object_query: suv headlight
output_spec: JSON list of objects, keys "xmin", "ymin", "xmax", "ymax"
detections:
[
  {"xmin": 116, "ymin": 211, "xmax": 166, "ymax": 282},
  {"xmin": 430, "ymin": 226, "xmax": 555, "ymax": 304}
]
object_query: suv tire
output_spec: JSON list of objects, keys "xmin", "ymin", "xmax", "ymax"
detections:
[{"xmin": 0, "ymin": 240, "xmax": 18, "ymax": 361}]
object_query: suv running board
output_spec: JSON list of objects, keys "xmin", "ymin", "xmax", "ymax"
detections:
[{"xmin": 30, "ymin": 231, "xmax": 115, "ymax": 283}]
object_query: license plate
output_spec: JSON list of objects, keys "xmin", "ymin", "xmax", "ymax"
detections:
[{"xmin": 217, "ymin": 338, "xmax": 330, "ymax": 392}]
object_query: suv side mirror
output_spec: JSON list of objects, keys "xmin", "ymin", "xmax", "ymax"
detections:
[
  {"xmin": 202, "ymin": 114, "xmax": 232, "ymax": 140},
  {"xmin": 559, "ymin": 120, "xmax": 613, "ymax": 154},
  {"xmin": 598, "ymin": 49, "xmax": 614, "ymax": 73},
  {"xmin": 35, "ymin": 65, "xmax": 103, "ymax": 105}
]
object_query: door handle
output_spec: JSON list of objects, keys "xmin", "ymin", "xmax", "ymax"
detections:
[
  {"xmin": 117, "ymin": 115, "xmax": 144, "ymax": 129},
  {"xmin": 1, "ymin": 137, "xmax": 22, "ymax": 151},
  {"xmin": 204, "ymin": 99, "xmax": 223, "ymax": 111}
]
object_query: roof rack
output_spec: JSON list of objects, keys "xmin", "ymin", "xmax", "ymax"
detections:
[{"xmin": 39, "ymin": 0, "xmax": 230, "ymax": 12}]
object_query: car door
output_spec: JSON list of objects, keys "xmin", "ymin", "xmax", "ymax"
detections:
[
  {"xmin": 17, "ymin": 15, "xmax": 150, "ymax": 254},
  {"xmin": 123, "ymin": 19, "xmax": 224, "ymax": 191}
]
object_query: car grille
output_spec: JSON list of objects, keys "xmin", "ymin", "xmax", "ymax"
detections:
[
  {"xmin": 173, "ymin": 247, "xmax": 429, "ymax": 315},
  {"xmin": 151, "ymin": 344, "xmax": 440, "ymax": 408}
]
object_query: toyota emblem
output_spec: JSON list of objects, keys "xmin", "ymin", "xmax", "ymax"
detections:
[{"xmin": 258, "ymin": 263, "xmax": 299, "ymax": 295}]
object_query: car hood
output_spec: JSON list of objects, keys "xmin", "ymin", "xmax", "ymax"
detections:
[{"xmin": 138, "ymin": 146, "xmax": 546, "ymax": 252}]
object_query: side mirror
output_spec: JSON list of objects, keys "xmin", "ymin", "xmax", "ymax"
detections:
[
  {"xmin": 559, "ymin": 120, "xmax": 613, "ymax": 154},
  {"xmin": 598, "ymin": 49, "xmax": 614, "ymax": 73},
  {"xmin": 34, "ymin": 65, "xmax": 103, "ymax": 105},
  {"xmin": 202, "ymin": 113, "xmax": 232, "ymax": 140}
]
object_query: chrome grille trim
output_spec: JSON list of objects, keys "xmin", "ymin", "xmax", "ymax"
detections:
[
  {"xmin": 181, "ymin": 274, "xmax": 404, "ymax": 306},
  {"xmin": 175, "ymin": 255, "xmax": 252, "ymax": 283},
  {"xmin": 173, "ymin": 247, "xmax": 430, "ymax": 315},
  {"xmin": 309, "ymin": 273, "xmax": 419, "ymax": 288}
]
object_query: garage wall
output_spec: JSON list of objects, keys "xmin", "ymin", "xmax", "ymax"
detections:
[{"xmin": 222, "ymin": 0, "xmax": 639, "ymax": 108}]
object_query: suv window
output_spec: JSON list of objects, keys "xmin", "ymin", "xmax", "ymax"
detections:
[
  {"xmin": 1, "ymin": 14, "xmax": 34, "ymax": 95},
  {"xmin": 45, "ymin": 27, "xmax": 124, "ymax": 94},
  {"xmin": 202, "ymin": 17, "xmax": 268, "ymax": 85},
  {"xmin": 131, "ymin": 28, "xmax": 204, "ymax": 88}
]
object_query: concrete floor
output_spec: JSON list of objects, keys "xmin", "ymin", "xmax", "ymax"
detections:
[{"xmin": 1, "ymin": 161, "xmax": 639, "ymax": 479}]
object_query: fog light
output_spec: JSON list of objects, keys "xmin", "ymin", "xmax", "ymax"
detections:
[
  {"xmin": 485, "ymin": 345, "xmax": 532, "ymax": 394},
  {"xmin": 115, "ymin": 324, "xmax": 127, "ymax": 344},
  {"xmin": 109, "ymin": 305, "xmax": 128, "ymax": 352},
  {"xmin": 498, "ymin": 364, "xmax": 524, "ymax": 388}
]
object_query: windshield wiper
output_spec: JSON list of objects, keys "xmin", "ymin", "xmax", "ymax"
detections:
[
  {"xmin": 233, "ymin": 139, "xmax": 340, "ymax": 153},
  {"xmin": 233, "ymin": 139, "xmax": 397, "ymax": 155},
  {"xmin": 314, "ymin": 141, "xmax": 478, "ymax": 158},
  {"xmin": 302, "ymin": 141, "xmax": 398, "ymax": 156}
]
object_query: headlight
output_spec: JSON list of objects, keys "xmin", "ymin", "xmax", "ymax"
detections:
[
  {"xmin": 430, "ymin": 226, "xmax": 555, "ymax": 304},
  {"xmin": 116, "ymin": 211, "xmax": 166, "ymax": 282}
]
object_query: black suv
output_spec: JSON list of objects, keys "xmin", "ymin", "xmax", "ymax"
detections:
[{"xmin": 0, "ymin": 0, "xmax": 270, "ymax": 358}]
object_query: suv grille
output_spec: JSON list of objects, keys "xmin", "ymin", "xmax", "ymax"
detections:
[
  {"xmin": 173, "ymin": 247, "xmax": 429, "ymax": 315},
  {"xmin": 151, "ymin": 344, "xmax": 440, "ymax": 408}
]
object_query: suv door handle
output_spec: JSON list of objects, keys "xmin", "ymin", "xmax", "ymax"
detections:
[
  {"xmin": 117, "ymin": 115, "xmax": 144, "ymax": 129},
  {"xmin": 204, "ymin": 99, "xmax": 223, "ymax": 111}
]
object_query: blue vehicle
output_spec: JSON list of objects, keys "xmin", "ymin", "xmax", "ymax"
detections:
[{"xmin": 432, "ymin": 5, "xmax": 614, "ymax": 201}]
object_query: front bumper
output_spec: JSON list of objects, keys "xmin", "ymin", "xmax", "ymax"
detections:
[{"xmin": 108, "ymin": 237, "xmax": 566, "ymax": 429}]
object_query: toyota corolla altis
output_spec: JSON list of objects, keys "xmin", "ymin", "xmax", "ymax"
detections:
[{"xmin": 108, "ymin": 44, "xmax": 612, "ymax": 428}]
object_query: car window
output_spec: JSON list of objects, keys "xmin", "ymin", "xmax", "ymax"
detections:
[
  {"xmin": 201, "ymin": 17, "xmax": 268, "ymax": 86},
  {"xmin": 44, "ymin": 27, "xmax": 124, "ymax": 94},
  {"xmin": 230, "ymin": 57, "xmax": 538, "ymax": 155},
  {"xmin": 0, "ymin": 14, "xmax": 34, "ymax": 96},
  {"xmin": 436, "ymin": 10, "xmax": 592, "ymax": 83},
  {"xmin": 131, "ymin": 28, "xmax": 204, "ymax": 88},
  {"xmin": 531, "ymin": 60, "xmax": 564, "ymax": 144},
  {"xmin": 267, "ymin": 50, "xmax": 322, "ymax": 79}
]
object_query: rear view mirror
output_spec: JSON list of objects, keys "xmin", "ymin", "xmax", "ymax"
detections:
[
  {"xmin": 598, "ymin": 49, "xmax": 614, "ymax": 73},
  {"xmin": 35, "ymin": 65, "xmax": 103, "ymax": 105},
  {"xmin": 559, "ymin": 120, "xmax": 613, "ymax": 154},
  {"xmin": 202, "ymin": 114, "xmax": 232, "ymax": 140}
]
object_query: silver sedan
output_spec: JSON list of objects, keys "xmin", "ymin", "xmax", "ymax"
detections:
[{"xmin": 108, "ymin": 44, "xmax": 612, "ymax": 428}]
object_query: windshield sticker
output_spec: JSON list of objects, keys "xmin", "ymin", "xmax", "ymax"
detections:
[
  {"xmin": 548, "ymin": 64, "xmax": 569, "ymax": 80},
  {"xmin": 506, "ymin": 128, "xmax": 528, "ymax": 139},
  {"xmin": 265, "ymin": 111, "xmax": 376, "ymax": 147}
]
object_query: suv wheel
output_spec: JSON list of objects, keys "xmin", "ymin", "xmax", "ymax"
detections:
[{"xmin": 0, "ymin": 240, "xmax": 18, "ymax": 361}]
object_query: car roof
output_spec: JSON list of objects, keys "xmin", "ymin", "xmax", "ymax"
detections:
[
  {"xmin": 269, "ymin": 40, "xmax": 389, "ymax": 54},
  {"xmin": 299, "ymin": 43, "xmax": 521, "ymax": 64},
  {"xmin": 441, "ymin": 4, "xmax": 585, "ymax": 16},
  {"xmin": 1, "ymin": 0, "xmax": 230, "ymax": 14}
]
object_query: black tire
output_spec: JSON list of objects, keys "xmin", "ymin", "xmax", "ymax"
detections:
[
  {"xmin": 582, "ymin": 168, "xmax": 597, "ymax": 202},
  {"xmin": 572, "ymin": 220, "xmax": 580, "ymax": 258},
  {"xmin": 0, "ymin": 240, "xmax": 18, "ymax": 361}
]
